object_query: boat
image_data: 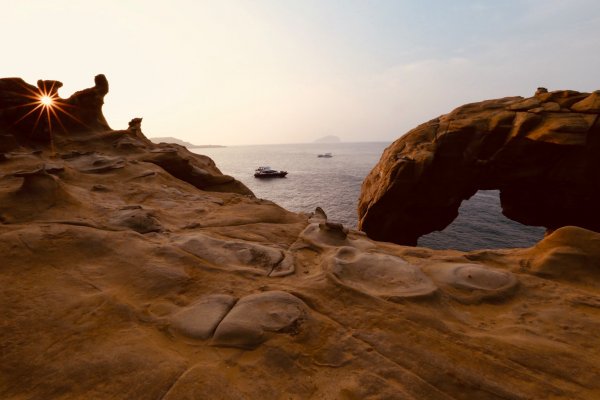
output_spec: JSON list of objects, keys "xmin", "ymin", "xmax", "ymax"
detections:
[
  {"xmin": 317, "ymin": 153, "xmax": 333, "ymax": 158},
  {"xmin": 254, "ymin": 166, "xmax": 288, "ymax": 178}
]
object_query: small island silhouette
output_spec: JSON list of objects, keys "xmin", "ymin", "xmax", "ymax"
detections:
[{"xmin": 150, "ymin": 136, "xmax": 225, "ymax": 148}]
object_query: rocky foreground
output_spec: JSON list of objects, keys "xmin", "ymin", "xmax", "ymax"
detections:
[{"xmin": 1, "ymin": 77, "xmax": 600, "ymax": 399}]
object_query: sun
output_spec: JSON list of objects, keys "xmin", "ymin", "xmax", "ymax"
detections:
[
  {"xmin": 39, "ymin": 95, "xmax": 54, "ymax": 107},
  {"xmin": 7, "ymin": 80, "xmax": 87, "ymax": 156},
  {"xmin": 10, "ymin": 80, "xmax": 87, "ymax": 154}
]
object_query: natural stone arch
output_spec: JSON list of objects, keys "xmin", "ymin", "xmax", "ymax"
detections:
[{"xmin": 358, "ymin": 89, "xmax": 600, "ymax": 246}]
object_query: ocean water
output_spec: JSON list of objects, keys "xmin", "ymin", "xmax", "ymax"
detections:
[{"xmin": 195, "ymin": 142, "xmax": 545, "ymax": 251}]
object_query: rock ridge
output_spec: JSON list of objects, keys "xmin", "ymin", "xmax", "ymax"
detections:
[{"xmin": 0, "ymin": 75, "xmax": 252, "ymax": 196}]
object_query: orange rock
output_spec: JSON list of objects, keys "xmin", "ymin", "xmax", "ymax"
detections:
[{"xmin": 359, "ymin": 89, "xmax": 600, "ymax": 245}]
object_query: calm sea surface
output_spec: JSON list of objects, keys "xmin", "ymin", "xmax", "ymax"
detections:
[{"xmin": 195, "ymin": 142, "xmax": 544, "ymax": 251}]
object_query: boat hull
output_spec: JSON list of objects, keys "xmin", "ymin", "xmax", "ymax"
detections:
[{"xmin": 254, "ymin": 171, "xmax": 288, "ymax": 178}]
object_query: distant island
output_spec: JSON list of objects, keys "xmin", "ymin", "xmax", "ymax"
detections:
[
  {"xmin": 150, "ymin": 137, "xmax": 225, "ymax": 148},
  {"xmin": 313, "ymin": 135, "xmax": 341, "ymax": 143}
]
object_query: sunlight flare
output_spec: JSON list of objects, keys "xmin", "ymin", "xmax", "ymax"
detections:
[
  {"xmin": 12, "ymin": 81, "xmax": 85, "ymax": 137},
  {"xmin": 39, "ymin": 95, "xmax": 54, "ymax": 106},
  {"xmin": 8, "ymin": 81, "xmax": 87, "ymax": 156}
]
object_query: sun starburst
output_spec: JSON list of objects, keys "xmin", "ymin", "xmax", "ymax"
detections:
[
  {"xmin": 9, "ymin": 80, "xmax": 87, "ymax": 154},
  {"xmin": 39, "ymin": 95, "xmax": 54, "ymax": 106}
]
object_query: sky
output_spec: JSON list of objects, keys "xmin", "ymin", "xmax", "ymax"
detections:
[{"xmin": 2, "ymin": 0, "xmax": 600, "ymax": 145}]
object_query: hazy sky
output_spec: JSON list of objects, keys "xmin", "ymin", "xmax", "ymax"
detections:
[{"xmin": 2, "ymin": 0, "xmax": 600, "ymax": 145}]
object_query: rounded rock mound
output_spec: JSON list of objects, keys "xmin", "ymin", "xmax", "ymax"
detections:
[
  {"xmin": 526, "ymin": 226, "xmax": 600, "ymax": 287},
  {"xmin": 326, "ymin": 247, "xmax": 438, "ymax": 301},
  {"xmin": 212, "ymin": 291, "xmax": 308, "ymax": 349},
  {"xmin": 422, "ymin": 263, "xmax": 518, "ymax": 303},
  {"xmin": 169, "ymin": 294, "xmax": 237, "ymax": 340}
]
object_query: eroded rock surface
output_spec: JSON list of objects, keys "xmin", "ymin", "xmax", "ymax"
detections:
[
  {"xmin": 358, "ymin": 89, "xmax": 600, "ymax": 245},
  {"xmin": 1, "ymin": 77, "xmax": 600, "ymax": 399},
  {"xmin": 212, "ymin": 291, "xmax": 309, "ymax": 349},
  {"xmin": 422, "ymin": 262, "xmax": 518, "ymax": 304},
  {"xmin": 326, "ymin": 247, "xmax": 438, "ymax": 300},
  {"xmin": 176, "ymin": 233, "xmax": 295, "ymax": 276},
  {"xmin": 0, "ymin": 75, "xmax": 251, "ymax": 196},
  {"xmin": 170, "ymin": 294, "xmax": 237, "ymax": 340},
  {"xmin": 139, "ymin": 145, "xmax": 253, "ymax": 195}
]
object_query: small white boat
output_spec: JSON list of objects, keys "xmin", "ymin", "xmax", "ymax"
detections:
[
  {"xmin": 317, "ymin": 153, "xmax": 333, "ymax": 158},
  {"xmin": 254, "ymin": 166, "xmax": 288, "ymax": 178}
]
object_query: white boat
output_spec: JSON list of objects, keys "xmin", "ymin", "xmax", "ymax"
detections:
[
  {"xmin": 254, "ymin": 166, "xmax": 288, "ymax": 178},
  {"xmin": 317, "ymin": 153, "xmax": 333, "ymax": 158}
]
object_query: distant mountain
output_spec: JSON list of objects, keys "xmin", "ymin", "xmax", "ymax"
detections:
[
  {"xmin": 150, "ymin": 137, "xmax": 225, "ymax": 148},
  {"xmin": 313, "ymin": 135, "xmax": 341, "ymax": 143}
]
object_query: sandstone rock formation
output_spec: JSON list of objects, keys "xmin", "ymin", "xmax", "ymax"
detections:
[
  {"xmin": 2, "ymin": 77, "xmax": 600, "ymax": 399},
  {"xmin": 0, "ymin": 75, "xmax": 252, "ymax": 196},
  {"xmin": 358, "ymin": 89, "xmax": 600, "ymax": 246}
]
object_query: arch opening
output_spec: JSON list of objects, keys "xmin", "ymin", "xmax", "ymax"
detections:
[{"xmin": 418, "ymin": 190, "xmax": 545, "ymax": 251}]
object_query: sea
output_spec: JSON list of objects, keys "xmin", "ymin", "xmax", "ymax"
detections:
[{"xmin": 195, "ymin": 142, "xmax": 545, "ymax": 251}]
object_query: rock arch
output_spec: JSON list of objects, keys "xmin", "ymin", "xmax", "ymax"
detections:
[{"xmin": 358, "ymin": 89, "xmax": 600, "ymax": 246}]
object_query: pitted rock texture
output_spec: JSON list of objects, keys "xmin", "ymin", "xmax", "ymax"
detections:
[
  {"xmin": 2, "ymin": 77, "xmax": 600, "ymax": 399},
  {"xmin": 358, "ymin": 89, "xmax": 600, "ymax": 245},
  {"xmin": 109, "ymin": 207, "xmax": 163, "ymax": 233}
]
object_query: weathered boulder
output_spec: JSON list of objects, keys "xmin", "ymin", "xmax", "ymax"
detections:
[
  {"xmin": 524, "ymin": 226, "xmax": 600, "ymax": 287},
  {"xmin": 358, "ymin": 89, "xmax": 600, "ymax": 245}
]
